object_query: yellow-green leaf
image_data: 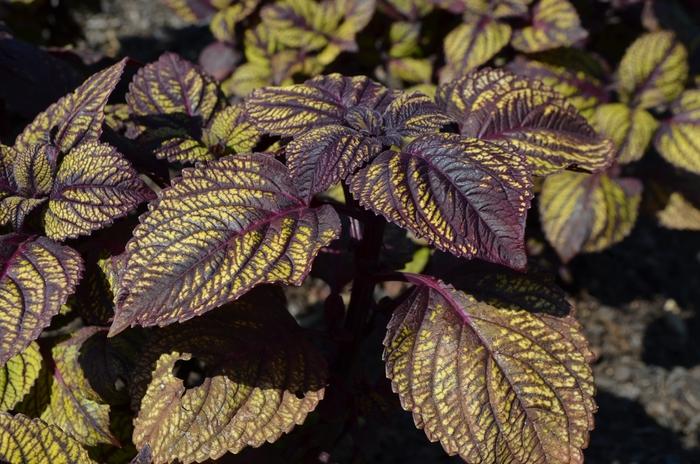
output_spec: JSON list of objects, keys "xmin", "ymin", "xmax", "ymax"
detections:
[
  {"xmin": 11, "ymin": 144, "xmax": 57, "ymax": 197},
  {"xmin": 617, "ymin": 31, "xmax": 688, "ymax": 109},
  {"xmin": 130, "ymin": 289, "xmax": 327, "ymax": 464},
  {"xmin": 0, "ymin": 413, "xmax": 95, "ymax": 464},
  {"xmin": 0, "ymin": 196, "xmax": 47, "ymax": 231},
  {"xmin": 654, "ymin": 89, "xmax": 700, "ymax": 174},
  {"xmin": 437, "ymin": 68, "xmax": 614, "ymax": 175},
  {"xmin": 210, "ymin": 0, "xmax": 260, "ymax": 42},
  {"xmin": 440, "ymin": 18, "xmax": 511, "ymax": 82},
  {"xmin": 386, "ymin": 0, "xmax": 432, "ymax": 20},
  {"xmin": 657, "ymin": 192, "xmax": 700, "ymax": 231},
  {"xmin": 511, "ymin": 0, "xmax": 587, "ymax": 53},
  {"xmin": 0, "ymin": 234, "xmax": 82, "ymax": 365},
  {"xmin": 110, "ymin": 153, "xmax": 340, "ymax": 334},
  {"xmin": 0, "ymin": 343, "xmax": 41, "ymax": 412},
  {"xmin": 202, "ymin": 103, "xmax": 261, "ymax": 155},
  {"xmin": 593, "ymin": 103, "xmax": 658, "ymax": 164},
  {"xmin": 384, "ymin": 277, "xmax": 595, "ymax": 464},
  {"xmin": 539, "ymin": 171, "xmax": 642, "ymax": 262},
  {"xmin": 43, "ymin": 142, "xmax": 151, "ymax": 241},
  {"xmin": 41, "ymin": 328, "xmax": 117, "ymax": 446},
  {"xmin": 14, "ymin": 60, "xmax": 126, "ymax": 154}
]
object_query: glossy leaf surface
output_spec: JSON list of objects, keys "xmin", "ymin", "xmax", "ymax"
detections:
[
  {"xmin": 111, "ymin": 153, "xmax": 340, "ymax": 334},
  {"xmin": 384, "ymin": 277, "xmax": 595, "ymax": 464}
]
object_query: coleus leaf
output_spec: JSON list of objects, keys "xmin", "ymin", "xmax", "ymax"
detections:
[
  {"xmin": 654, "ymin": 89, "xmax": 700, "ymax": 174},
  {"xmin": 0, "ymin": 234, "xmax": 82, "ymax": 365},
  {"xmin": 110, "ymin": 153, "xmax": 340, "ymax": 335},
  {"xmin": 592, "ymin": 103, "xmax": 658, "ymax": 164},
  {"xmin": 14, "ymin": 59, "xmax": 127, "ymax": 155},
  {"xmin": 432, "ymin": 0, "xmax": 532, "ymax": 18},
  {"xmin": 349, "ymin": 133, "xmax": 533, "ymax": 270},
  {"xmin": 0, "ymin": 342, "xmax": 42, "ymax": 412},
  {"xmin": 511, "ymin": 0, "xmax": 588, "ymax": 53},
  {"xmin": 507, "ymin": 52, "xmax": 610, "ymax": 121},
  {"xmin": 210, "ymin": 0, "xmax": 260, "ymax": 42},
  {"xmin": 440, "ymin": 17, "xmax": 512, "ymax": 83},
  {"xmin": 41, "ymin": 327, "xmax": 117, "ymax": 447},
  {"xmin": 129, "ymin": 288, "xmax": 327, "ymax": 464},
  {"xmin": 617, "ymin": 31, "xmax": 688, "ymax": 109},
  {"xmin": 0, "ymin": 413, "xmax": 96, "ymax": 464},
  {"xmin": 162, "ymin": 0, "xmax": 219, "ymax": 21},
  {"xmin": 658, "ymin": 192, "xmax": 700, "ymax": 231},
  {"xmin": 43, "ymin": 142, "xmax": 152, "ymax": 241},
  {"xmin": 436, "ymin": 68, "xmax": 614, "ymax": 176},
  {"xmin": 202, "ymin": 103, "xmax": 261, "ymax": 156},
  {"xmin": 384, "ymin": 276, "xmax": 595, "ymax": 464},
  {"xmin": 539, "ymin": 170, "xmax": 642, "ymax": 262}
]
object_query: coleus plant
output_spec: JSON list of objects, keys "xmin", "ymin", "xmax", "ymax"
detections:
[{"xmin": 1, "ymin": 1, "xmax": 699, "ymax": 464}]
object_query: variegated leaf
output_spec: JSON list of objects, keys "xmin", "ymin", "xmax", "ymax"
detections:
[
  {"xmin": 110, "ymin": 153, "xmax": 340, "ymax": 334},
  {"xmin": 349, "ymin": 133, "xmax": 532, "ymax": 269},
  {"xmin": 210, "ymin": 0, "xmax": 260, "ymax": 42},
  {"xmin": 246, "ymin": 73, "xmax": 394, "ymax": 136},
  {"xmin": 440, "ymin": 18, "xmax": 511, "ymax": 83},
  {"xmin": 437, "ymin": 68, "xmax": 614, "ymax": 175},
  {"xmin": 654, "ymin": 89, "xmax": 700, "ymax": 174},
  {"xmin": 507, "ymin": 52, "xmax": 610, "ymax": 121},
  {"xmin": 593, "ymin": 103, "xmax": 658, "ymax": 164},
  {"xmin": 617, "ymin": 31, "xmax": 688, "ymax": 109},
  {"xmin": 43, "ymin": 142, "xmax": 151, "ymax": 241},
  {"xmin": 41, "ymin": 327, "xmax": 117, "ymax": 446},
  {"xmin": 0, "ymin": 342, "xmax": 41, "ymax": 412},
  {"xmin": 432, "ymin": 0, "xmax": 532, "ymax": 18},
  {"xmin": 14, "ymin": 60, "xmax": 127, "ymax": 154},
  {"xmin": 384, "ymin": 276, "xmax": 595, "ymax": 464},
  {"xmin": 540, "ymin": 171, "xmax": 642, "ymax": 262},
  {"xmin": 126, "ymin": 52, "xmax": 220, "ymax": 123},
  {"xmin": 0, "ymin": 234, "xmax": 82, "ymax": 365},
  {"xmin": 0, "ymin": 413, "xmax": 95, "ymax": 464},
  {"xmin": 658, "ymin": 192, "xmax": 700, "ymax": 231},
  {"xmin": 202, "ymin": 103, "xmax": 261, "ymax": 155},
  {"xmin": 0, "ymin": 196, "xmax": 47, "ymax": 231},
  {"xmin": 130, "ymin": 289, "xmax": 327, "ymax": 464},
  {"xmin": 511, "ymin": 0, "xmax": 587, "ymax": 53},
  {"xmin": 10, "ymin": 144, "xmax": 57, "ymax": 197}
]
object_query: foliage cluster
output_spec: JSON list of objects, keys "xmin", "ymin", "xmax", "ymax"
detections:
[{"xmin": 0, "ymin": 0, "xmax": 698, "ymax": 463}]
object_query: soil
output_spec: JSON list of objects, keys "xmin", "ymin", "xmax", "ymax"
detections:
[{"xmin": 2, "ymin": 1, "xmax": 699, "ymax": 463}]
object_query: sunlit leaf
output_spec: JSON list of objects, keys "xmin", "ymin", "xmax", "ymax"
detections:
[
  {"xmin": 440, "ymin": 18, "xmax": 511, "ymax": 82},
  {"xmin": 110, "ymin": 153, "xmax": 340, "ymax": 334},
  {"xmin": 539, "ymin": 171, "xmax": 642, "ymax": 262},
  {"xmin": 437, "ymin": 68, "xmax": 614, "ymax": 175},
  {"xmin": 593, "ymin": 103, "xmax": 658, "ymax": 164},
  {"xmin": 130, "ymin": 289, "xmax": 327, "ymax": 464},
  {"xmin": 43, "ymin": 142, "xmax": 151, "ymax": 241},
  {"xmin": 384, "ymin": 276, "xmax": 595, "ymax": 464},
  {"xmin": 41, "ymin": 327, "xmax": 117, "ymax": 446},
  {"xmin": 349, "ymin": 133, "xmax": 532, "ymax": 269},
  {"xmin": 14, "ymin": 60, "xmax": 127, "ymax": 154},
  {"xmin": 511, "ymin": 0, "xmax": 586, "ymax": 53},
  {"xmin": 507, "ymin": 52, "xmax": 610, "ymax": 121},
  {"xmin": 654, "ymin": 89, "xmax": 700, "ymax": 174},
  {"xmin": 657, "ymin": 192, "xmax": 700, "ymax": 231},
  {"xmin": 0, "ymin": 234, "xmax": 82, "ymax": 365},
  {"xmin": 617, "ymin": 31, "xmax": 688, "ymax": 109},
  {"xmin": 0, "ymin": 342, "xmax": 41, "ymax": 412},
  {"xmin": 0, "ymin": 413, "xmax": 95, "ymax": 464}
]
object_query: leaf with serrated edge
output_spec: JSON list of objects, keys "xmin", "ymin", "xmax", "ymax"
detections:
[
  {"xmin": 437, "ymin": 68, "xmax": 613, "ymax": 176},
  {"xmin": 14, "ymin": 60, "xmax": 126, "ymax": 154},
  {"xmin": 41, "ymin": 327, "xmax": 117, "ymax": 447},
  {"xmin": 617, "ymin": 31, "xmax": 688, "ymax": 109},
  {"xmin": 246, "ymin": 73, "xmax": 394, "ymax": 136},
  {"xmin": 593, "ymin": 103, "xmax": 658, "ymax": 164},
  {"xmin": 440, "ymin": 18, "xmax": 511, "ymax": 83},
  {"xmin": 202, "ymin": 103, "xmax": 261, "ymax": 155},
  {"xmin": 540, "ymin": 171, "xmax": 641, "ymax": 262},
  {"xmin": 126, "ymin": 52, "xmax": 219, "ymax": 122},
  {"xmin": 0, "ymin": 342, "xmax": 41, "ymax": 412},
  {"xmin": 130, "ymin": 289, "xmax": 326, "ymax": 464},
  {"xmin": 43, "ymin": 142, "xmax": 151, "ymax": 241},
  {"xmin": 654, "ymin": 89, "xmax": 700, "ymax": 174},
  {"xmin": 349, "ymin": 133, "xmax": 532, "ymax": 270},
  {"xmin": 0, "ymin": 234, "xmax": 82, "ymax": 365},
  {"xmin": 511, "ymin": 0, "xmax": 587, "ymax": 53},
  {"xmin": 110, "ymin": 153, "xmax": 340, "ymax": 335},
  {"xmin": 0, "ymin": 413, "xmax": 96, "ymax": 464},
  {"xmin": 384, "ymin": 276, "xmax": 595, "ymax": 464}
]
